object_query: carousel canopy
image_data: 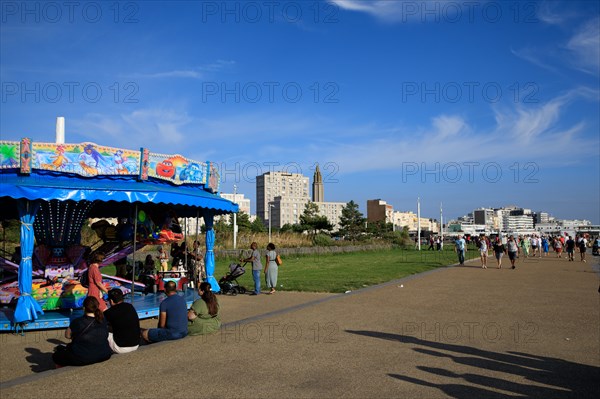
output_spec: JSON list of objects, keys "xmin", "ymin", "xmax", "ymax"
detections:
[{"xmin": 0, "ymin": 139, "xmax": 238, "ymax": 219}]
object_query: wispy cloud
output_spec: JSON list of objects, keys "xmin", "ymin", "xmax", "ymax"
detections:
[
  {"xmin": 537, "ymin": 1, "xmax": 569, "ymax": 25},
  {"xmin": 68, "ymin": 88, "xmax": 598, "ymax": 178},
  {"xmin": 330, "ymin": 0, "xmax": 423, "ymax": 23},
  {"xmin": 132, "ymin": 70, "xmax": 204, "ymax": 79},
  {"xmin": 129, "ymin": 60, "xmax": 235, "ymax": 80},
  {"xmin": 71, "ymin": 108, "xmax": 193, "ymax": 151},
  {"xmin": 512, "ymin": 16, "xmax": 599, "ymax": 76},
  {"xmin": 565, "ymin": 18, "xmax": 600, "ymax": 75},
  {"xmin": 295, "ymin": 93, "xmax": 597, "ymax": 174},
  {"xmin": 510, "ymin": 46, "xmax": 561, "ymax": 74}
]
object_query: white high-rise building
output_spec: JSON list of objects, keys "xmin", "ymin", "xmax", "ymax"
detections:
[
  {"xmin": 270, "ymin": 196, "xmax": 309, "ymax": 228},
  {"xmin": 314, "ymin": 201, "xmax": 346, "ymax": 231},
  {"xmin": 217, "ymin": 192, "xmax": 251, "ymax": 224},
  {"xmin": 256, "ymin": 172, "xmax": 309, "ymax": 225}
]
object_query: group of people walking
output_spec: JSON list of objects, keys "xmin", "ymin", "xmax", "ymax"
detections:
[
  {"xmin": 455, "ymin": 233, "xmax": 594, "ymax": 270},
  {"xmin": 53, "ymin": 252, "xmax": 221, "ymax": 369}
]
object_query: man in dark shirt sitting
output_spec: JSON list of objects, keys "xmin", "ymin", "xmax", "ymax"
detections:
[
  {"xmin": 104, "ymin": 289, "xmax": 141, "ymax": 353},
  {"xmin": 141, "ymin": 281, "xmax": 188, "ymax": 343}
]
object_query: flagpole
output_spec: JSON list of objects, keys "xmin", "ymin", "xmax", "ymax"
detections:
[
  {"xmin": 440, "ymin": 202, "xmax": 444, "ymax": 242},
  {"xmin": 417, "ymin": 197, "xmax": 421, "ymax": 251}
]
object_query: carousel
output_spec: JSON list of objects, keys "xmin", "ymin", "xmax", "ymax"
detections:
[{"xmin": 0, "ymin": 134, "xmax": 237, "ymax": 332}]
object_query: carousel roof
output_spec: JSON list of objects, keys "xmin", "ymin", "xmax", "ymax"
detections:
[{"xmin": 0, "ymin": 140, "xmax": 238, "ymax": 219}]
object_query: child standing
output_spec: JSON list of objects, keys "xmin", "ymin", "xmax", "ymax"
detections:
[{"xmin": 157, "ymin": 246, "xmax": 169, "ymax": 272}]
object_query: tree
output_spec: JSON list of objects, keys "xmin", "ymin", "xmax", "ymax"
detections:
[
  {"xmin": 250, "ymin": 216, "xmax": 266, "ymax": 233},
  {"xmin": 214, "ymin": 217, "xmax": 230, "ymax": 231},
  {"xmin": 280, "ymin": 223, "xmax": 294, "ymax": 233},
  {"xmin": 339, "ymin": 200, "xmax": 366, "ymax": 241},
  {"xmin": 236, "ymin": 211, "xmax": 252, "ymax": 232},
  {"xmin": 366, "ymin": 221, "xmax": 393, "ymax": 238},
  {"xmin": 299, "ymin": 202, "xmax": 332, "ymax": 235}
]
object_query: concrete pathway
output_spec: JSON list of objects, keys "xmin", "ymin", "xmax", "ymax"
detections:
[{"xmin": 1, "ymin": 254, "xmax": 598, "ymax": 398}]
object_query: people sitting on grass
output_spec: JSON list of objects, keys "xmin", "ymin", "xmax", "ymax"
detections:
[
  {"xmin": 52, "ymin": 296, "xmax": 112, "ymax": 367},
  {"xmin": 187, "ymin": 282, "xmax": 221, "ymax": 336},
  {"xmin": 141, "ymin": 281, "xmax": 188, "ymax": 343},
  {"xmin": 104, "ymin": 289, "xmax": 141, "ymax": 354}
]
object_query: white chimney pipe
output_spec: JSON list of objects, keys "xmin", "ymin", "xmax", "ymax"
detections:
[{"xmin": 56, "ymin": 117, "xmax": 65, "ymax": 144}]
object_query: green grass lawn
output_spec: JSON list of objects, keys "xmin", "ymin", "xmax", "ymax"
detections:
[{"xmin": 214, "ymin": 247, "xmax": 478, "ymax": 293}]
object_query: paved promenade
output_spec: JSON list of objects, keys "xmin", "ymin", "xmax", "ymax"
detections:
[{"xmin": 1, "ymin": 254, "xmax": 599, "ymax": 398}]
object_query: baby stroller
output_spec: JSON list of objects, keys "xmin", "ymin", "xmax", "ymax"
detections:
[{"xmin": 219, "ymin": 263, "xmax": 247, "ymax": 295}]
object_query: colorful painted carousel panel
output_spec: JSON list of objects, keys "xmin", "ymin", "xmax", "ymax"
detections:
[
  {"xmin": 0, "ymin": 141, "xmax": 20, "ymax": 169},
  {"xmin": 32, "ymin": 142, "xmax": 140, "ymax": 177},
  {"xmin": 148, "ymin": 153, "xmax": 207, "ymax": 185},
  {"xmin": 0, "ymin": 278, "xmax": 131, "ymax": 310}
]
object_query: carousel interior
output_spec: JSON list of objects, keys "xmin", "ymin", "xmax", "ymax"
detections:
[{"xmin": 0, "ymin": 139, "xmax": 237, "ymax": 332}]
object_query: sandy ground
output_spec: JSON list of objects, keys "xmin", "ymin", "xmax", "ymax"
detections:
[{"xmin": 1, "ymin": 254, "xmax": 598, "ymax": 398}]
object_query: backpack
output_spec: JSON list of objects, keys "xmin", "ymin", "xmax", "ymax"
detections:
[{"xmin": 80, "ymin": 270, "xmax": 90, "ymax": 288}]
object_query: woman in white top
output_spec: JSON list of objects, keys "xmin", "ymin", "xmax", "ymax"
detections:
[{"xmin": 479, "ymin": 235, "xmax": 488, "ymax": 269}]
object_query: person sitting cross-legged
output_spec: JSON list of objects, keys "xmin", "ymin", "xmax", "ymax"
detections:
[
  {"xmin": 188, "ymin": 282, "xmax": 221, "ymax": 336},
  {"xmin": 104, "ymin": 289, "xmax": 141, "ymax": 354},
  {"xmin": 141, "ymin": 281, "xmax": 188, "ymax": 343},
  {"xmin": 52, "ymin": 297, "xmax": 112, "ymax": 367}
]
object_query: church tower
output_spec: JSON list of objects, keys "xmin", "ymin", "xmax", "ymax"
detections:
[{"xmin": 312, "ymin": 164, "xmax": 324, "ymax": 202}]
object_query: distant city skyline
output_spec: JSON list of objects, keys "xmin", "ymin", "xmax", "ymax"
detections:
[{"xmin": 223, "ymin": 170, "xmax": 594, "ymax": 226}]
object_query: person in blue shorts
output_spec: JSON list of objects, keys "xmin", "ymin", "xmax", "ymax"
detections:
[{"xmin": 142, "ymin": 281, "xmax": 188, "ymax": 343}]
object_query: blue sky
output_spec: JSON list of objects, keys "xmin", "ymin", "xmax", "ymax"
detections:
[{"xmin": 1, "ymin": 0, "xmax": 599, "ymax": 223}]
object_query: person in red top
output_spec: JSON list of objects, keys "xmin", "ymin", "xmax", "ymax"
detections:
[{"xmin": 87, "ymin": 252, "xmax": 108, "ymax": 312}]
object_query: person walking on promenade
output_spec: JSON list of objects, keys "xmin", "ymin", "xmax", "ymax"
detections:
[
  {"xmin": 492, "ymin": 237, "xmax": 506, "ymax": 269},
  {"xmin": 565, "ymin": 236, "xmax": 576, "ymax": 261},
  {"xmin": 507, "ymin": 236, "xmax": 519, "ymax": 269},
  {"xmin": 578, "ymin": 235, "xmax": 588, "ymax": 262},
  {"xmin": 479, "ymin": 235, "xmax": 488, "ymax": 269},
  {"xmin": 428, "ymin": 237, "xmax": 435, "ymax": 250},
  {"xmin": 87, "ymin": 252, "xmax": 108, "ymax": 312},
  {"xmin": 455, "ymin": 235, "xmax": 466, "ymax": 266},
  {"xmin": 531, "ymin": 235, "xmax": 539, "ymax": 257},
  {"xmin": 264, "ymin": 243, "xmax": 279, "ymax": 294},
  {"xmin": 592, "ymin": 236, "xmax": 599, "ymax": 256},
  {"xmin": 554, "ymin": 237, "xmax": 563, "ymax": 258},
  {"xmin": 519, "ymin": 235, "xmax": 530, "ymax": 258},
  {"xmin": 241, "ymin": 242, "xmax": 263, "ymax": 295},
  {"xmin": 542, "ymin": 236, "xmax": 550, "ymax": 256}
]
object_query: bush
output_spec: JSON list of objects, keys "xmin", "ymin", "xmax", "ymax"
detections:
[{"xmin": 313, "ymin": 233, "xmax": 333, "ymax": 247}]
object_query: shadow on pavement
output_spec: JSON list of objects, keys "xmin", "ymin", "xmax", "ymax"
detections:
[
  {"xmin": 24, "ymin": 339, "xmax": 64, "ymax": 373},
  {"xmin": 346, "ymin": 329, "xmax": 599, "ymax": 399}
]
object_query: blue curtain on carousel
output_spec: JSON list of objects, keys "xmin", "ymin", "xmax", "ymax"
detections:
[
  {"xmin": 14, "ymin": 200, "xmax": 44, "ymax": 324},
  {"xmin": 204, "ymin": 213, "xmax": 220, "ymax": 293}
]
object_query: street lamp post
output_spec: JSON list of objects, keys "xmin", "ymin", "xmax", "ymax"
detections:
[
  {"xmin": 417, "ymin": 197, "xmax": 421, "ymax": 251},
  {"xmin": 268, "ymin": 203, "xmax": 274, "ymax": 242},
  {"xmin": 233, "ymin": 185, "xmax": 237, "ymax": 250}
]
